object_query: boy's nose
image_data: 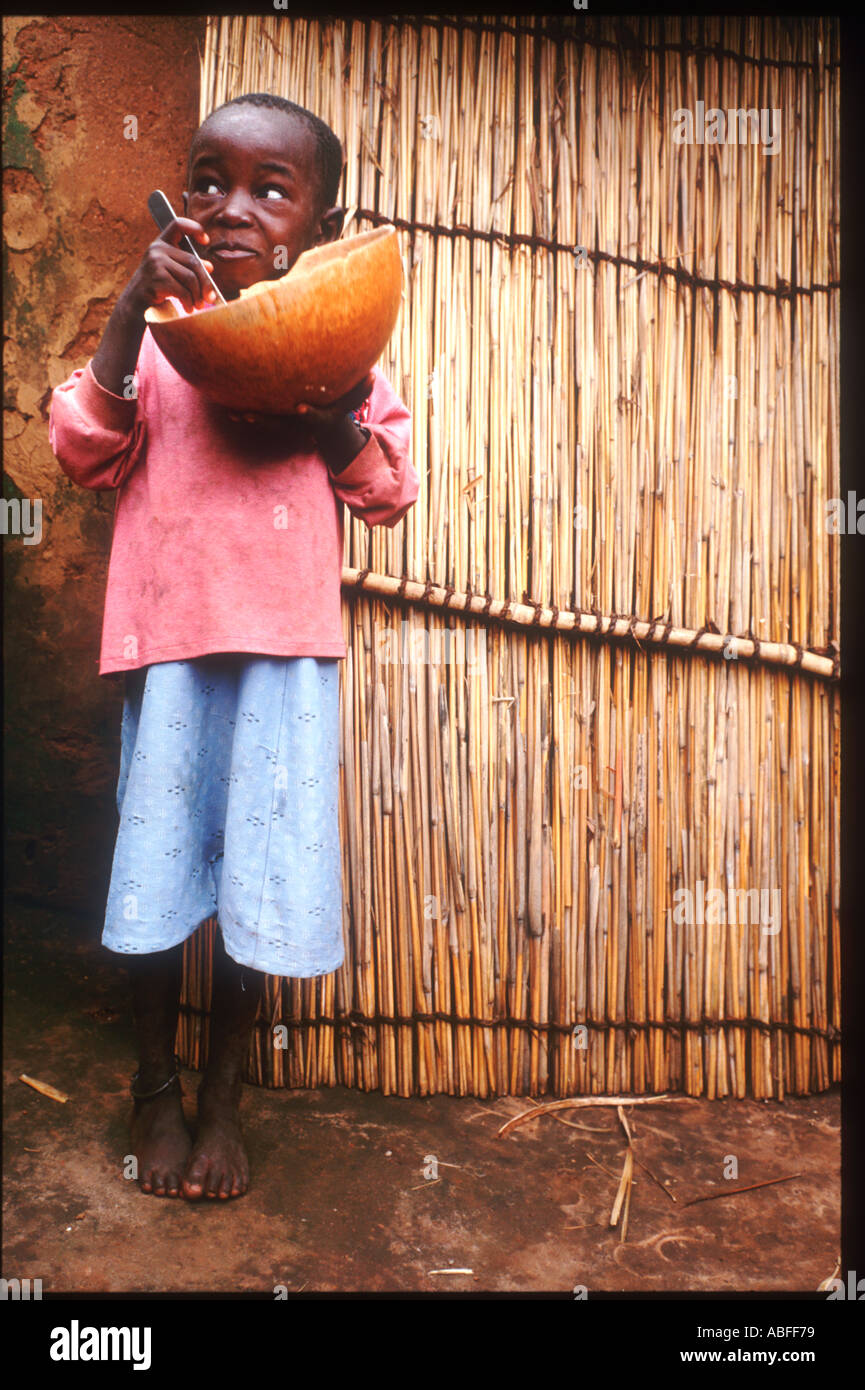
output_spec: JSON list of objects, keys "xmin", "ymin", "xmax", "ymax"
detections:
[{"xmin": 213, "ymin": 193, "xmax": 255, "ymax": 224}]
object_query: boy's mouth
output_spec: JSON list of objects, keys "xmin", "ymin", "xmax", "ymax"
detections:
[{"xmin": 209, "ymin": 243, "xmax": 259, "ymax": 260}]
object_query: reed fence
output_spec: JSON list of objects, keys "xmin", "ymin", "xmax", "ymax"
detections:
[{"xmin": 178, "ymin": 13, "xmax": 840, "ymax": 1098}]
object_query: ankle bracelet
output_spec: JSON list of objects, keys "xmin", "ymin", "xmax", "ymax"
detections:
[{"xmin": 131, "ymin": 1055, "xmax": 182, "ymax": 1100}]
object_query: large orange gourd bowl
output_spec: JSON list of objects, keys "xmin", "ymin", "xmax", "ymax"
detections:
[{"xmin": 143, "ymin": 225, "xmax": 403, "ymax": 413}]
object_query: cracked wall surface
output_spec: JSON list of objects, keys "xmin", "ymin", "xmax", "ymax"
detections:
[{"xmin": 3, "ymin": 15, "xmax": 206, "ymax": 911}]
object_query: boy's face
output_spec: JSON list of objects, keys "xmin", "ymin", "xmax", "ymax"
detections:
[{"xmin": 182, "ymin": 106, "xmax": 343, "ymax": 301}]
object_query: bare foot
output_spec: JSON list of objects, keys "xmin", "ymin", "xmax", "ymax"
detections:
[
  {"xmin": 182, "ymin": 1080, "xmax": 249, "ymax": 1200},
  {"xmin": 131, "ymin": 1079, "xmax": 192, "ymax": 1198}
]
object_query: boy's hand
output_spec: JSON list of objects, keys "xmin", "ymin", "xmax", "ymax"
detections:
[
  {"xmin": 125, "ymin": 217, "xmax": 217, "ymax": 316},
  {"xmin": 91, "ymin": 216, "xmax": 217, "ymax": 397},
  {"xmin": 226, "ymin": 372, "xmax": 375, "ymax": 427},
  {"xmin": 293, "ymin": 372, "xmax": 375, "ymax": 427}
]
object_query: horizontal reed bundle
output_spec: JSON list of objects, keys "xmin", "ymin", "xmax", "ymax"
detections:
[
  {"xmin": 340, "ymin": 566, "xmax": 839, "ymax": 681},
  {"xmin": 182, "ymin": 13, "xmax": 840, "ymax": 1099}
]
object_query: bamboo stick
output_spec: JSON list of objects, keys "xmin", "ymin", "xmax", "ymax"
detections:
[{"xmin": 340, "ymin": 570, "xmax": 837, "ymax": 680}]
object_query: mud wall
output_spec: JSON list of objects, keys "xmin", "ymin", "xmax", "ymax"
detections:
[{"xmin": 3, "ymin": 16, "xmax": 206, "ymax": 914}]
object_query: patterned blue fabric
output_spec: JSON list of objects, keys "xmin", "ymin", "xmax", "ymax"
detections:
[{"xmin": 102, "ymin": 655, "xmax": 345, "ymax": 977}]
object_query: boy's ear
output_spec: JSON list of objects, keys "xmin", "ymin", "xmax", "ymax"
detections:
[{"xmin": 319, "ymin": 206, "xmax": 344, "ymax": 243}]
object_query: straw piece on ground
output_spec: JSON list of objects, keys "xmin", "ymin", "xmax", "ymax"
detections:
[{"xmin": 19, "ymin": 1075, "xmax": 69, "ymax": 1104}]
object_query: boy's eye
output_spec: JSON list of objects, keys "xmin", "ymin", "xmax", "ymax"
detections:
[{"xmin": 191, "ymin": 178, "xmax": 288, "ymax": 200}]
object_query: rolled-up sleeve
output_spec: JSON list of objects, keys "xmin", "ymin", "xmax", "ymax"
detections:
[
  {"xmin": 326, "ymin": 373, "xmax": 419, "ymax": 529},
  {"xmin": 49, "ymin": 361, "xmax": 146, "ymax": 491}
]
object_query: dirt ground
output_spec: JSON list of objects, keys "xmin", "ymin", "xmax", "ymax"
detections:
[{"xmin": 2, "ymin": 903, "xmax": 840, "ymax": 1295}]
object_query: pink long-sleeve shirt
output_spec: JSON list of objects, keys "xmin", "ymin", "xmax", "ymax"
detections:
[{"xmin": 49, "ymin": 322, "xmax": 419, "ymax": 676}]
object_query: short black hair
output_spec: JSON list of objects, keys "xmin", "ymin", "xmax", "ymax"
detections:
[{"xmin": 191, "ymin": 93, "xmax": 344, "ymax": 211}]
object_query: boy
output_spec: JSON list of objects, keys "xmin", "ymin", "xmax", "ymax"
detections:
[{"xmin": 49, "ymin": 94, "xmax": 419, "ymax": 1200}]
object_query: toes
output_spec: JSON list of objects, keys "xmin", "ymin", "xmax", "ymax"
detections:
[
  {"xmin": 207, "ymin": 1166, "xmax": 248, "ymax": 1199},
  {"xmin": 182, "ymin": 1155, "xmax": 210, "ymax": 1200},
  {"xmin": 181, "ymin": 1136, "xmax": 249, "ymax": 1200},
  {"xmin": 205, "ymin": 1167, "xmax": 223, "ymax": 1199},
  {"xmin": 140, "ymin": 1168, "xmax": 175, "ymax": 1198},
  {"xmin": 151, "ymin": 1168, "xmax": 174, "ymax": 1197},
  {"xmin": 138, "ymin": 1162, "xmax": 158, "ymax": 1193}
]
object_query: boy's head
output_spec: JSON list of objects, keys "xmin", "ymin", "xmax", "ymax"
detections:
[{"xmin": 183, "ymin": 94, "xmax": 346, "ymax": 300}]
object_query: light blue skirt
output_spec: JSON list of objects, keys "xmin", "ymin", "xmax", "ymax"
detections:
[{"xmin": 102, "ymin": 655, "xmax": 345, "ymax": 977}]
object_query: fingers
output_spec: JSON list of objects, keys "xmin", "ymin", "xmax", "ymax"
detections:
[
  {"xmin": 293, "ymin": 378, "xmax": 372, "ymax": 421},
  {"xmin": 146, "ymin": 249, "xmax": 217, "ymax": 312},
  {"xmin": 140, "ymin": 218, "xmax": 215, "ymax": 310},
  {"xmin": 170, "ymin": 253, "xmax": 216, "ymax": 310},
  {"xmin": 158, "ymin": 216, "xmax": 210, "ymax": 249},
  {"xmin": 222, "ymin": 371, "xmax": 375, "ymax": 423}
]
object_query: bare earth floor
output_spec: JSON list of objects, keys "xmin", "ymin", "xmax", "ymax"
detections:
[{"xmin": 3, "ymin": 904, "xmax": 840, "ymax": 1295}]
